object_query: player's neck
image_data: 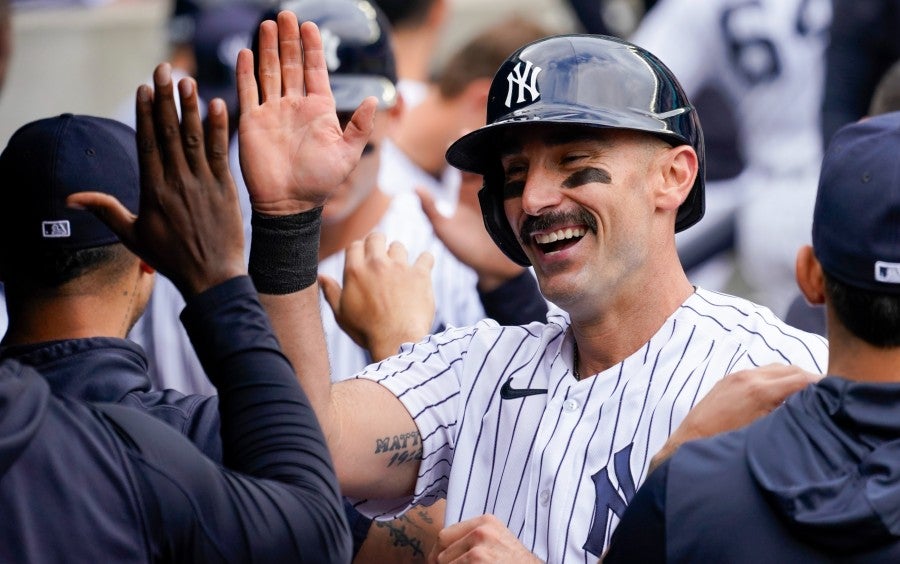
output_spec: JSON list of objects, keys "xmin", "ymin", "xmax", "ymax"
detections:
[
  {"xmin": 319, "ymin": 188, "xmax": 392, "ymax": 261},
  {"xmin": 571, "ymin": 268, "xmax": 694, "ymax": 377},
  {"xmin": 827, "ymin": 313, "xmax": 900, "ymax": 383}
]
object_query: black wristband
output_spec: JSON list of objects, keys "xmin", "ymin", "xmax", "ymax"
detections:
[{"xmin": 249, "ymin": 207, "xmax": 322, "ymax": 294}]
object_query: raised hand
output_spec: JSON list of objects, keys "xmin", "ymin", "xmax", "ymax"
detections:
[
  {"xmin": 237, "ymin": 11, "xmax": 377, "ymax": 215},
  {"xmin": 68, "ymin": 63, "xmax": 245, "ymax": 298},
  {"xmin": 417, "ymin": 171, "xmax": 524, "ymax": 292},
  {"xmin": 319, "ymin": 232, "xmax": 435, "ymax": 361}
]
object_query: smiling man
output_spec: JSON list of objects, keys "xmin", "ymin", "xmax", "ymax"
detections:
[{"xmin": 240, "ymin": 31, "xmax": 829, "ymax": 562}]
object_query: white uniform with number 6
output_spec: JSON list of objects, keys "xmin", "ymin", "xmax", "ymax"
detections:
[{"xmin": 632, "ymin": 0, "xmax": 832, "ymax": 316}]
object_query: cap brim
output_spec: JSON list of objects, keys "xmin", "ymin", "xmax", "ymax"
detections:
[{"xmin": 332, "ymin": 75, "xmax": 397, "ymax": 112}]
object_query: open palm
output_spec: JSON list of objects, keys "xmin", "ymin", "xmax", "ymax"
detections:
[{"xmin": 236, "ymin": 14, "xmax": 376, "ymax": 215}]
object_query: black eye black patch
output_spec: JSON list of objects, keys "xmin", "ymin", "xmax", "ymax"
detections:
[
  {"xmin": 502, "ymin": 180, "xmax": 525, "ymax": 200},
  {"xmin": 562, "ymin": 167, "xmax": 611, "ymax": 189}
]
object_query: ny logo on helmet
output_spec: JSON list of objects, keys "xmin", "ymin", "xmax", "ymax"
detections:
[
  {"xmin": 320, "ymin": 28, "xmax": 341, "ymax": 72},
  {"xmin": 505, "ymin": 60, "xmax": 542, "ymax": 108}
]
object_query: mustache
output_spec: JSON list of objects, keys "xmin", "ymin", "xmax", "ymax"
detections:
[{"xmin": 519, "ymin": 209, "xmax": 597, "ymax": 244}]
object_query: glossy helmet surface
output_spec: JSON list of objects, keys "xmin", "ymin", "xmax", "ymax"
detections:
[
  {"xmin": 445, "ymin": 34, "xmax": 706, "ymax": 266},
  {"xmin": 255, "ymin": 0, "xmax": 397, "ymax": 112}
]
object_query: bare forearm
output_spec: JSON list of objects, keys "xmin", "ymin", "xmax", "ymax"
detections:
[{"xmin": 259, "ymin": 285, "xmax": 335, "ymax": 436}]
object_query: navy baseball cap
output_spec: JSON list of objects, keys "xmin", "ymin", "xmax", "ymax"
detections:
[
  {"xmin": 0, "ymin": 114, "xmax": 139, "ymax": 253},
  {"xmin": 257, "ymin": 0, "xmax": 398, "ymax": 112},
  {"xmin": 193, "ymin": 4, "xmax": 262, "ymax": 114},
  {"xmin": 814, "ymin": 111, "xmax": 900, "ymax": 293}
]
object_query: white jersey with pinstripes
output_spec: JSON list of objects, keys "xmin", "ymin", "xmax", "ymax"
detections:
[{"xmin": 353, "ymin": 287, "xmax": 828, "ymax": 562}]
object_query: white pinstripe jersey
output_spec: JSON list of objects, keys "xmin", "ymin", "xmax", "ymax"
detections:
[
  {"xmin": 353, "ymin": 287, "xmax": 828, "ymax": 562},
  {"xmin": 320, "ymin": 190, "xmax": 485, "ymax": 381}
]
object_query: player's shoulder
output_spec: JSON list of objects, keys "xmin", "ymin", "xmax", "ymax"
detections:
[
  {"xmin": 679, "ymin": 288, "xmax": 828, "ymax": 369},
  {"xmin": 412, "ymin": 313, "xmax": 564, "ymax": 352}
]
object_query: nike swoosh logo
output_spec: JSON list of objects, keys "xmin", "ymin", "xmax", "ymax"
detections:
[{"xmin": 500, "ymin": 377, "xmax": 548, "ymax": 400}]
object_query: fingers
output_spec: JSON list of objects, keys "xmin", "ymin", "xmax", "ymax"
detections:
[
  {"xmin": 205, "ymin": 98, "xmax": 232, "ymax": 182},
  {"xmin": 256, "ymin": 19, "xmax": 282, "ymax": 103},
  {"xmin": 236, "ymin": 48, "xmax": 259, "ymax": 114},
  {"xmin": 135, "ymin": 83, "xmax": 163, "ymax": 198},
  {"xmin": 343, "ymin": 97, "xmax": 378, "ymax": 155},
  {"xmin": 318, "ymin": 274, "xmax": 343, "ymax": 315},
  {"xmin": 387, "ymin": 240, "xmax": 409, "ymax": 264},
  {"xmin": 300, "ymin": 20, "xmax": 332, "ymax": 97},
  {"xmin": 416, "ymin": 186, "xmax": 443, "ymax": 225},
  {"xmin": 414, "ymin": 251, "xmax": 435, "ymax": 274},
  {"xmin": 278, "ymin": 11, "xmax": 304, "ymax": 96},
  {"xmin": 66, "ymin": 192, "xmax": 137, "ymax": 248},
  {"xmin": 363, "ymin": 231, "xmax": 388, "ymax": 259},
  {"xmin": 729, "ymin": 363, "xmax": 819, "ymax": 406},
  {"xmin": 177, "ymin": 78, "xmax": 208, "ymax": 174},
  {"xmin": 151, "ymin": 63, "xmax": 188, "ymax": 172}
]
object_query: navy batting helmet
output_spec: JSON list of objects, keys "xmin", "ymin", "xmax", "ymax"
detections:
[
  {"xmin": 255, "ymin": 0, "xmax": 398, "ymax": 112},
  {"xmin": 445, "ymin": 34, "xmax": 706, "ymax": 266}
]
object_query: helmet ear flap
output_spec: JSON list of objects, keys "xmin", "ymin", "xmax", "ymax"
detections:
[{"xmin": 478, "ymin": 171, "xmax": 531, "ymax": 267}]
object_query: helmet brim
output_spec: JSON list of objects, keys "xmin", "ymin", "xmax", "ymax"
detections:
[
  {"xmin": 332, "ymin": 75, "xmax": 398, "ymax": 112},
  {"xmin": 446, "ymin": 109, "xmax": 705, "ymax": 233}
]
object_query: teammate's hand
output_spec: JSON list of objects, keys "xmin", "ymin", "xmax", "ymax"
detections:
[
  {"xmin": 69, "ymin": 63, "xmax": 245, "ymax": 298},
  {"xmin": 417, "ymin": 171, "xmax": 524, "ymax": 292},
  {"xmin": 649, "ymin": 363, "xmax": 821, "ymax": 472},
  {"xmin": 236, "ymin": 11, "xmax": 377, "ymax": 215},
  {"xmin": 428, "ymin": 514, "xmax": 542, "ymax": 564},
  {"xmin": 319, "ymin": 232, "xmax": 435, "ymax": 361}
]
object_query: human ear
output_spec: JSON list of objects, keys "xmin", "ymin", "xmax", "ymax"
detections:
[
  {"xmin": 795, "ymin": 245, "xmax": 825, "ymax": 305},
  {"xmin": 653, "ymin": 144, "xmax": 698, "ymax": 213}
]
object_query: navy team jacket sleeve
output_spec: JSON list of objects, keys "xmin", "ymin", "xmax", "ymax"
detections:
[
  {"xmin": 122, "ymin": 275, "xmax": 350, "ymax": 562},
  {"xmin": 602, "ymin": 460, "xmax": 668, "ymax": 563},
  {"xmin": 478, "ymin": 269, "xmax": 548, "ymax": 325}
]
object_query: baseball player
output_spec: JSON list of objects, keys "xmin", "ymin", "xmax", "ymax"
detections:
[
  {"xmin": 237, "ymin": 22, "xmax": 829, "ymax": 562},
  {"xmin": 133, "ymin": 0, "xmax": 489, "ymax": 395},
  {"xmin": 631, "ymin": 0, "xmax": 832, "ymax": 316}
]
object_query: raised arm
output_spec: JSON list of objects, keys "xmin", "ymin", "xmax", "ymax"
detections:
[
  {"xmin": 69, "ymin": 62, "xmax": 350, "ymax": 561},
  {"xmin": 236, "ymin": 11, "xmax": 421, "ymax": 499}
]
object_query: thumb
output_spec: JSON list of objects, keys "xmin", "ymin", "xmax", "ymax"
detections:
[
  {"xmin": 67, "ymin": 191, "xmax": 138, "ymax": 248},
  {"xmin": 343, "ymin": 96, "xmax": 378, "ymax": 154},
  {"xmin": 317, "ymin": 274, "xmax": 343, "ymax": 315}
]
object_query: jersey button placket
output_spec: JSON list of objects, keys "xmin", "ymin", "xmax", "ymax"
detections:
[
  {"xmin": 563, "ymin": 398, "xmax": 579, "ymax": 412},
  {"xmin": 539, "ymin": 490, "xmax": 551, "ymax": 506}
]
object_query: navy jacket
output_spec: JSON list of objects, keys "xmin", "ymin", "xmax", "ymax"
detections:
[
  {"xmin": 605, "ymin": 377, "xmax": 900, "ymax": 563},
  {"xmin": 0, "ymin": 277, "xmax": 351, "ymax": 563},
  {"xmin": 1, "ymin": 336, "xmax": 222, "ymax": 459}
]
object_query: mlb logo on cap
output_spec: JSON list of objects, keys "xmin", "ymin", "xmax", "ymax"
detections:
[
  {"xmin": 875, "ymin": 262, "xmax": 900, "ymax": 284},
  {"xmin": 42, "ymin": 220, "xmax": 72, "ymax": 238},
  {"xmin": 0, "ymin": 113, "xmax": 139, "ymax": 254},
  {"xmin": 813, "ymin": 111, "xmax": 900, "ymax": 294}
]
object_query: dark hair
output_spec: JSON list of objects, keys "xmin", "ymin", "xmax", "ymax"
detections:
[
  {"xmin": 372, "ymin": 0, "xmax": 436, "ymax": 29},
  {"xmin": 437, "ymin": 17, "xmax": 549, "ymax": 99},
  {"xmin": 869, "ymin": 59, "xmax": 900, "ymax": 116},
  {"xmin": 1, "ymin": 243, "xmax": 130, "ymax": 289},
  {"xmin": 825, "ymin": 272, "xmax": 900, "ymax": 347}
]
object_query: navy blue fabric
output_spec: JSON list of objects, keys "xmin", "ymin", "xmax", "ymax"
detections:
[
  {"xmin": 0, "ymin": 276, "xmax": 351, "ymax": 563},
  {"xmin": 1, "ymin": 336, "xmax": 222, "ymax": 459},
  {"xmin": 813, "ymin": 112, "xmax": 900, "ymax": 294},
  {"xmin": 605, "ymin": 377, "xmax": 900, "ymax": 563},
  {"xmin": 478, "ymin": 269, "xmax": 548, "ymax": 325}
]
